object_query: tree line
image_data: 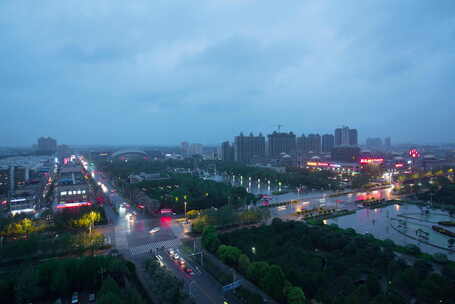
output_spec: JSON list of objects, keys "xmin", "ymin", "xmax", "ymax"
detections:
[
  {"xmin": 203, "ymin": 219, "xmax": 455, "ymax": 304},
  {"xmin": 0, "ymin": 255, "xmax": 146, "ymax": 304}
]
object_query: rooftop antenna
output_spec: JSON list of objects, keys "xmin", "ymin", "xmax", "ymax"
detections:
[{"xmin": 277, "ymin": 124, "xmax": 283, "ymax": 132}]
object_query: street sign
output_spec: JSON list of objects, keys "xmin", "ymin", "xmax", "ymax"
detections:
[{"xmin": 222, "ymin": 280, "xmax": 242, "ymax": 292}]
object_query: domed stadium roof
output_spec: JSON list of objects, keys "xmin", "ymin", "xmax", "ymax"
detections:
[{"xmin": 111, "ymin": 149, "xmax": 148, "ymax": 158}]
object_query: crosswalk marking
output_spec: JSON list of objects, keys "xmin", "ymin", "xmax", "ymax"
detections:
[
  {"xmin": 114, "ymin": 227, "xmax": 128, "ymax": 250},
  {"xmin": 129, "ymin": 238, "xmax": 182, "ymax": 256}
]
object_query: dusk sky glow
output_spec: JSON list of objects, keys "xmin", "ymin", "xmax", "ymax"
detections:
[{"xmin": 1, "ymin": 1, "xmax": 455, "ymax": 146}]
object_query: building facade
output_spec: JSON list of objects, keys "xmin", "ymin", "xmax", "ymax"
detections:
[
  {"xmin": 321, "ymin": 134, "xmax": 335, "ymax": 153},
  {"xmin": 267, "ymin": 132, "xmax": 296, "ymax": 158},
  {"xmin": 307, "ymin": 134, "xmax": 321, "ymax": 153},
  {"xmin": 349, "ymin": 129, "xmax": 358, "ymax": 146},
  {"xmin": 331, "ymin": 146, "xmax": 361, "ymax": 162},
  {"xmin": 221, "ymin": 141, "xmax": 235, "ymax": 162},
  {"xmin": 37, "ymin": 137, "xmax": 57, "ymax": 153},
  {"xmin": 234, "ymin": 133, "xmax": 266, "ymax": 163},
  {"xmin": 334, "ymin": 126, "xmax": 358, "ymax": 147}
]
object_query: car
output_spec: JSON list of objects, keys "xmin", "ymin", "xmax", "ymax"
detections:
[
  {"xmin": 88, "ymin": 293, "xmax": 96, "ymax": 303},
  {"xmin": 149, "ymin": 227, "xmax": 160, "ymax": 234},
  {"xmin": 177, "ymin": 258, "xmax": 186, "ymax": 266},
  {"xmin": 71, "ymin": 292, "xmax": 79, "ymax": 304},
  {"xmin": 184, "ymin": 267, "xmax": 194, "ymax": 276},
  {"xmin": 155, "ymin": 255, "xmax": 164, "ymax": 266},
  {"xmin": 172, "ymin": 254, "xmax": 180, "ymax": 261}
]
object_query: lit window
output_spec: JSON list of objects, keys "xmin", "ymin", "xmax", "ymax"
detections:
[
  {"xmin": 61, "ymin": 191, "xmax": 67, "ymax": 196},
  {"xmin": 77, "ymin": 190, "xmax": 81, "ymax": 195}
]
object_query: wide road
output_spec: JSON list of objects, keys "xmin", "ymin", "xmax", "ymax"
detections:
[
  {"xmin": 85, "ymin": 160, "xmax": 238, "ymax": 304},
  {"xmin": 269, "ymin": 186, "xmax": 396, "ymax": 219}
]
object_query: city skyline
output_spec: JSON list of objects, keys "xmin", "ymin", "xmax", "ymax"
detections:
[{"xmin": 1, "ymin": 1, "xmax": 455, "ymax": 146}]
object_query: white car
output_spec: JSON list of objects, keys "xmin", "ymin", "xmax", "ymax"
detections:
[
  {"xmin": 149, "ymin": 227, "xmax": 160, "ymax": 234},
  {"xmin": 71, "ymin": 292, "xmax": 79, "ymax": 304}
]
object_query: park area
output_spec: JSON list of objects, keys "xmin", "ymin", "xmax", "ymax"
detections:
[{"xmin": 205, "ymin": 219, "xmax": 455, "ymax": 304}]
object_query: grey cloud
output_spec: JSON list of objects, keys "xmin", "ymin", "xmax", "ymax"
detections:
[{"xmin": 1, "ymin": 0, "xmax": 455, "ymax": 146}]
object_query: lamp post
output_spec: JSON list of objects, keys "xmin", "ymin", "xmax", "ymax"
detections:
[{"xmin": 184, "ymin": 201, "xmax": 187, "ymax": 222}]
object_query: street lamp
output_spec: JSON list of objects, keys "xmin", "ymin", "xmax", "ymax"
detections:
[{"xmin": 184, "ymin": 201, "xmax": 187, "ymax": 222}]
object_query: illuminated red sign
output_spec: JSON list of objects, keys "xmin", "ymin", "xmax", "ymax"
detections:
[
  {"xmin": 56, "ymin": 201, "xmax": 92, "ymax": 209},
  {"xmin": 307, "ymin": 162, "xmax": 329, "ymax": 167},
  {"xmin": 359, "ymin": 158, "xmax": 384, "ymax": 165},
  {"xmin": 395, "ymin": 163, "xmax": 404, "ymax": 168},
  {"xmin": 160, "ymin": 208, "xmax": 173, "ymax": 214},
  {"xmin": 409, "ymin": 149, "xmax": 420, "ymax": 159}
]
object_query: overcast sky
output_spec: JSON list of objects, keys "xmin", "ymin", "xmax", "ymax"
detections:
[{"xmin": 1, "ymin": 1, "xmax": 454, "ymax": 146}]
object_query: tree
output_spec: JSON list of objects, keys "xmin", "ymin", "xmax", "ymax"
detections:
[
  {"xmin": 15, "ymin": 267, "xmax": 42, "ymax": 304},
  {"xmin": 97, "ymin": 292, "xmax": 124, "ymax": 304},
  {"xmin": 124, "ymin": 286, "xmax": 145, "ymax": 304},
  {"xmin": 51, "ymin": 265, "xmax": 70, "ymax": 298},
  {"xmin": 99, "ymin": 276, "xmax": 121, "ymax": 298},
  {"xmin": 186, "ymin": 210, "xmax": 199, "ymax": 219},
  {"xmin": 238, "ymin": 254, "xmax": 251, "ymax": 274},
  {"xmin": 247, "ymin": 262, "xmax": 270, "ymax": 283},
  {"xmin": 287, "ymin": 286, "xmax": 307, "ymax": 304},
  {"xmin": 260, "ymin": 264, "xmax": 286, "ymax": 301},
  {"xmin": 366, "ymin": 274, "xmax": 381, "ymax": 297},
  {"xmin": 217, "ymin": 245, "xmax": 242, "ymax": 266},
  {"xmin": 201, "ymin": 226, "xmax": 220, "ymax": 252}
]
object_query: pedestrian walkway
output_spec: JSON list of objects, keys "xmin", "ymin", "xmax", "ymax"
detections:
[{"xmin": 129, "ymin": 238, "xmax": 182, "ymax": 256}]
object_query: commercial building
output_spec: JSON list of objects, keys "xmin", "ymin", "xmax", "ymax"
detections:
[
  {"xmin": 37, "ymin": 137, "xmax": 57, "ymax": 153},
  {"xmin": 267, "ymin": 132, "xmax": 296, "ymax": 158},
  {"xmin": 331, "ymin": 146, "xmax": 361, "ymax": 162},
  {"xmin": 0, "ymin": 168, "xmax": 9, "ymax": 196},
  {"xmin": 321, "ymin": 134, "xmax": 334, "ymax": 153},
  {"xmin": 234, "ymin": 132, "xmax": 266, "ymax": 163},
  {"xmin": 54, "ymin": 164, "xmax": 89, "ymax": 206},
  {"xmin": 221, "ymin": 141, "xmax": 235, "ymax": 162}
]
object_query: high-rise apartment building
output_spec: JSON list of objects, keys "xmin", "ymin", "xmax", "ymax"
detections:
[
  {"xmin": 349, "ymin": 129, "xmax": 358, "ymax": 146},
  {"xmin": 267, "ymin": 132, "xmax": 296, "ymax": 158},
  {"xmin": 180, "ymin": 142, "xmax": 190, "ymax": 156},
  {"xmin": 189, "ymin": 143, "xmax": 203, "ymax": 156},
  {"xmin": 37, "ymin": 137, "xmax": 57, "ymax": 153},
  {"xmin": 234, "ymin": 133, "xmax": 266, "ymax": 163},
  {"xmin": 221, "ymin": 141, "xmax": 235, "ymax": 162},
  {"xmin": 334, "ymin": 126, "xmax": 358, "ymax": 146},
  {"xmin": 296, "ymin": 135, "xmax": 308, "ymax": 153},
  {"xmin": 307, "ymin": 134, "xmax": 321, "ymax": 153},
  {"xmin": 321, "ymin": 134, "xmax": 335, "ymax": 153},
  {"xmin": 384, "ymin": 137, "xmax": 391, "ymax": 149}
]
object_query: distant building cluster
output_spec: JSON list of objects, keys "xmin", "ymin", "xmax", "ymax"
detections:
[
  {"xmin": 0, "ymin": 155, "xmax": 53, "ymax": 215},
  {"xmin": 181, "ymin": 142, "xmax": 204, "ymax": 157},
  {"xmin": 220, "ymin": 126, "xmax": 360, "ymax": 165},
  {"xmin": 37, "ymin": 136, "xmax": 57, "ymax": 153}
]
